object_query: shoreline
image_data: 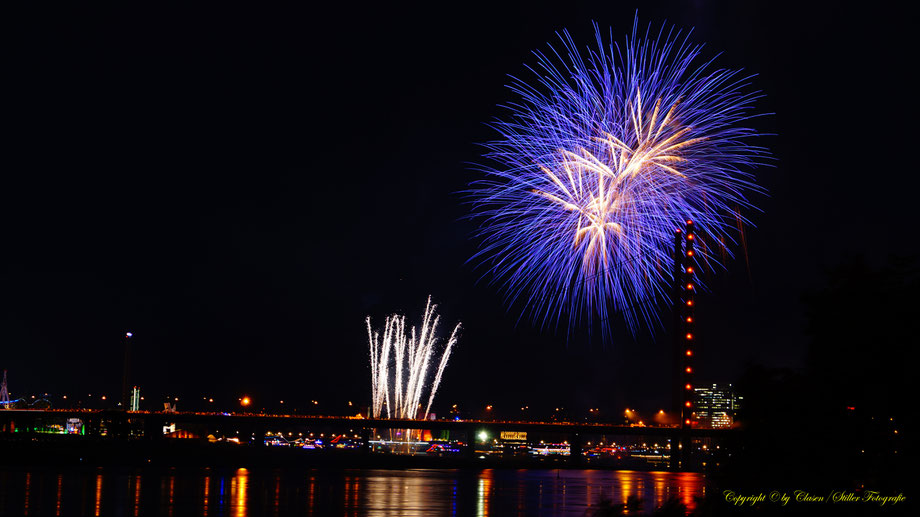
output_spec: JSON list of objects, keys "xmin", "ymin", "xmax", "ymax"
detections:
[{"xmin": 0, "ymin": 436, "xmax": 686, "ymax": 472}]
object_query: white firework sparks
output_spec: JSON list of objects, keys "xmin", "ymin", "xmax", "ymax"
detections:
[{"xmin": 367, "ymin": 296, "xmax": 460, "ymax": 421}]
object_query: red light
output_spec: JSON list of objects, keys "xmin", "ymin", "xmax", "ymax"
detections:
[
  {"xmin": 686, "ymin": 317, "xmax": 693, "ymax": 323},
  {"xmin": 686, "ymin": 267, "xmax": 693, "ymax": 274},
  {"xmin": 685, "ymin": 384, "xmax": 692, "ymax": 390},
  {"xmin": 686, "ymin": 350, "xmax": 692, "ymax": 356},
  {"xmin": 686, "ymin": 220, "xmax": 693, "ymax": 225},
  {"xmin": 687, "ymin": 234, "xmax": 694, "ymax": 240},
  {"xmin": 687, "ymin": 250, "xmax": 694, "ymax": 257},
  {"xmin": 685, "ymin": 401, "xmax": 692, "ymax": 407},
  {"xmin": 686, "ymin": 333, "xmax": 693, "ymax": 340},
  {"xmin": 846, "ymin": 406, "xmax": 856, "ymax": 411},
  {"xmin": 686, "ymin": 283, "xmax": 693, "ymax": 290},
  {"xmin": 687, "ymin": 300, "xmax": 693, "ymax": 306},
  {"xmin": 685, "ymin": 419, "xmax": 691, "ymax": 425},
  {"xmin": 686, "ymin": 367, "xmax": 692, "ymax": 373}
]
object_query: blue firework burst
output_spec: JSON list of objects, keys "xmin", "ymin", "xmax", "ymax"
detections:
[{"xmin": 469, "ymin": 19, "xmax": 768, "ymax": 338}]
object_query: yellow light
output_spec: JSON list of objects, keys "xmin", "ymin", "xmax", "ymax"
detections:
[{"xmin": 241, "ymin": 397, "xmax": 251, "ymax": 407}]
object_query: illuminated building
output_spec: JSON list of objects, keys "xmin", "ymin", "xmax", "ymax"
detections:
[
  {"xmin": 130, "ymin": 386, "xmax": 141, "ymax": 411},
  {"xmin": 693, "ymin": 384, "xmax": 742, "ymax": 428}
]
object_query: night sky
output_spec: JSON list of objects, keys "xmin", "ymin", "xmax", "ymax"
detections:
[{"xmin": 4, "ymin": 1, "xmax": 915, "ymax": 418}]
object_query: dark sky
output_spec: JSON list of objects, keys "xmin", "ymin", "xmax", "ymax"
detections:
[{"xmin": 4, "ymin": 1, "xmax": 915, "ymax": 418}]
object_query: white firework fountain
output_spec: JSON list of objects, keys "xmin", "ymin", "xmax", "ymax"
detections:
[{"xmin": 367, "ymin": 296, "xmax": 460, "ymax": 447}]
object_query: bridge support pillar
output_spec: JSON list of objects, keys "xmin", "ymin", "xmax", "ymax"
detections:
[
  {"xmin": 670, "ymin": 430, "xmax": 688, "ymax": 471},
  {"xmin": 569, "ymin": 432, "xmax": 584, "ymax": 466},
  {"xmin": 144, "ymin": 415, "xmax": 164, "ymax": 440},
  {"xmin": 466, "ymin": 425, "xmax": 479, "ymax": 460},
  {"xmin": 361, "ymin": 427, "xmax": 372, "ymax": 455},
  {"xmin": 251, "ymin": 425, "xmax": 266, "ymax": 446}
]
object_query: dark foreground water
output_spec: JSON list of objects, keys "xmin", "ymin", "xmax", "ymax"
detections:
[{"xmin": 0, "ymin": 467, "xmax": 705, "ymax": 516}]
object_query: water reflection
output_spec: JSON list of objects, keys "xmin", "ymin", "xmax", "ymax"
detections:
[
  {"xmin": 0, "ymin": 467, "xmax": 705, "ymax": 516},
  {"xmin": 22, "ymin": 472, "xmax": 30, "ymax": 516},
  {"xmin": 93, "ymin": 472, "xmax": 102, "ymax": 517},
  {"xmin": 477, "ymin": 469, "xmax": 492, "ymax": 517},
  {"xmin": 201, "ymin": 474, "xmax": 209, "ymax": 517},
  {"xmin": 231, "ymin": 467, "xmax": 248, "ymax": 517},
  {"xmin": 133, "ymin": 474, "xmax": 141, "ymax": 517},
  {"xmin": 56, "ymin": 474, "xmax": 63, "ymax": 517}
]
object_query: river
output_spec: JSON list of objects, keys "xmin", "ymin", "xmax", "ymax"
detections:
[{"xmin": 0, "ymin": 466, "xmax": 705, "ymax": 516}]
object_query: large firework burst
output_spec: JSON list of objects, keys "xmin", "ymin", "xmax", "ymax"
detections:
[{"xmin": 470, "ymin": 20, "xmax": 768, "ymax": 337}]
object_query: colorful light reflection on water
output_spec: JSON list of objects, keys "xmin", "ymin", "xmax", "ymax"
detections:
[{"xmin": 0, "ymin": 467, "xmax": 705, "ymax": 516}]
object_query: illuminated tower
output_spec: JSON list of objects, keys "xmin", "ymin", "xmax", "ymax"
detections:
[
  {"xmin": 681, "ymin": 220, "xmax": 696, "ymax": 429},
  {"xmin": 671, "ymin": 221, "xmax": 697, "ymax": 470},
  {"xmin": 121, "ymin": 332, "xmax": 133, "ymax": 410},
  {"xmin": 0, "ymin": 370, "xmax": 9, "ymax": 409},
  {"xmin": 130, "ymin": 386, "xmax": 141, "ymax": 412},
  {"xmin": 671, "ymin": 229, "xmax": 684, "ymax": 424}
]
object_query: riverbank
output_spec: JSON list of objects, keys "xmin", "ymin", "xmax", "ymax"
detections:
[{"xmin": 0, "ymin": 436, "xmax": 669, "ymax": 471}]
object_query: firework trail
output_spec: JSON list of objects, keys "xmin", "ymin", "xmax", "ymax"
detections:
[
  {"xmin": 367, "ymin": 296, "xmax": 460, "ymax": 421},
  {"xmin": 469, "ymin": 19, "xmax": 768, "ymax": 337}
]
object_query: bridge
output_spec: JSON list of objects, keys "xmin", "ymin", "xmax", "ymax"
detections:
[
  {"xmin": 0, "ymin": 408, "xmax": 730, "ymax": 468},
  {"xmin": 0, "ymin": 409, "xmax": 729, "ymax": 436}
]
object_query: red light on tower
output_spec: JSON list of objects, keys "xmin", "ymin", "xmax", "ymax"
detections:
[
  {"xmin": 686, "ymin": 350, "xmax": 692, "ymax": 356},
  {"xmin": 686, "ymin": 283, "xmax": 693, "ymax": 290},
  {"xmin": 687, "ymin": 250, "xmax": 694, "ymax": 257},
  {"xmin": 685, "ymin": 383, "xmax": 692, "ymax": 390},
  {"xmin": 685, "ymin": 401, "xmax": 692, "ymax": 407},
  {"xmin": 685, "ymin": 419, "xmax": 691, "ymax": 425},
  {"xmin": 686, "ymin": 220, "xmax": 693, "ymax": 225},
  {"xmin": 686, "ymin": 267, "xmax": 693, "ymax": 274},
  {"xmin": 687, "ymin": 300, "xmax": 693, "ymax": 307},
  {"xmin": 686, "ymin": 316, "xmax": 693, "ymax": 323},
  {"xmin": 686, "ymin": 367, "xmax": 692, "ymax": 373},
  {"xmin": 686, "ymin": 333, "xmax": 693, "ymax": 340},
  {"xmin": 687, "ymin": 234, "xmax": 694, "ymax": 241}
]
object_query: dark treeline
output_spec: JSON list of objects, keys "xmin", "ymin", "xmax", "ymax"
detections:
[{"xmin": 723, "ymin": 256, "xmax": 912, "ymax": 494}]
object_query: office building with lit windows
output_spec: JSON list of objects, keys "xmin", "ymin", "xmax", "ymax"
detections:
[{"xmin": 693, "ymin": 384, "xmax": 742, "ymax": 428}]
